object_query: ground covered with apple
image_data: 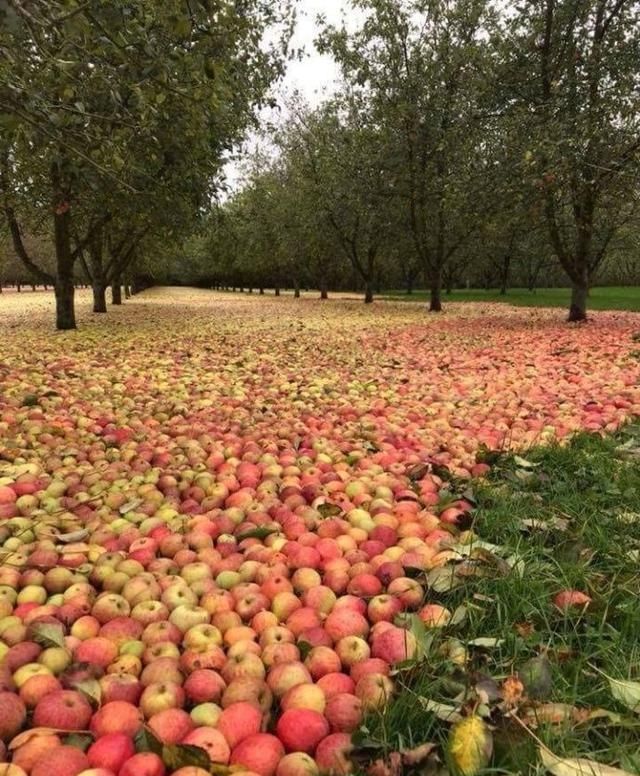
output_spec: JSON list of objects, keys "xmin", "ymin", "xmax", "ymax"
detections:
[{"xmin": 0, "ymin": 288, "xmax": 639, "ymax": 776}]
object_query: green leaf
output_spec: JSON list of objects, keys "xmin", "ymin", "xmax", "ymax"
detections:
[
  {"xmin": 236, "ymin": 526, "xmax": 279, "ymax": 541},
  {"xmin": 135, "ymin": 726, "xmax": 163, "ymax": 756},
  {"xmin": 21, "ymin": 394, "xmax": 39, "ymax": 407},
  {"xmin": 75, "ymin": 678, "xmax": 102, "ymax": 707},
  {"xmin": 408, "ymin": 613, "xmax": 435, "ymax": 658},
  {"xmin": 64, "ymin": 732, "xmax": 94, "ymax": 751},
  {"xmin": 603, "ymin": 674, "xmax": 640, "ymax": 714},
  {"xmin": 162, "ymin": 743, "xmax": 211, "ymax": 771},
  {"xmin": 317, "ymin": 503, "xmax": 342, "ymax": 518},
  {"xmin": 519, "ymin": 656, "xmax": 553, "ymax": 700},
  {"xmin": 31, "ymin": 621, "xmax": 66, "ymax": 648}
]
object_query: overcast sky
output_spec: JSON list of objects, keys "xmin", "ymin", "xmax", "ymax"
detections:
[
  {"xmin": 284, "ymin": 0, "xmax": 351, "ymax": 107},
  {"xmin": 224, "ymin": 0, "xmax": 357, "ymax": 190}
]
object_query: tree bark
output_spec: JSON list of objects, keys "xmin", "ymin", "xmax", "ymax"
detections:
[
  {"xmin": 275, "ymin": 287, "xmax": 280, "ymax": 296},
  {"xmin": 111, "ymin": 280, "xmax": 122, "ymax": 305},
  {"xmin": 16, "ymin": 283, "xmax": 21, "ymax": 293},
  {"xmin": 320, "ymin": 276, "xmax": 328, "ymax": 300},
  {"xmin": 54, "ymin": 276, "xmax": 75, "ymax": 330},
  {"xmin": 568, "ymin": 269, "xmax": 589, "ymax": 322},
  {"xmin": 52, "ymin": 166, "xmax": 76, "ymax": 330},
  {"xmin": 259, "ymin": 287, "xmax": 264, "ymax": 295},
  {"xmin": 294, "ymin": 278, "xmax": 300, "ymax": 298},
  {"xmin": 92, "ymin": 282, "xmax": 107, "ymax": 313},
  {"xmin": 429, "ymin": 268, "xmax": 443, "ymax": 312},
  {"xmin": 364, "ymin": 278, "xmax": 373, "ymax": 304}
]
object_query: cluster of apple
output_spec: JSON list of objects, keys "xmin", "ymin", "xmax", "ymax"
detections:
[
  {"xmin": 0, "ymin": 446, "xmax": 469, "ymax": 776},
  {"xmin": 0, "ymin": 293, "xmax": 638, "ymax": 776}
]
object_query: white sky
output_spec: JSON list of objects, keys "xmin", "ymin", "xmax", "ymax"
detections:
[
  {"xmin": 224, "ymin": 0, "xmax": 358, "ymax": 191},
  {"xmin": 285, "ymin": 0, "xmax": 351, "ymax": 107}
]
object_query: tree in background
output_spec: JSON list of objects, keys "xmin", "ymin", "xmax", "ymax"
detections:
[
  {"xmin": 502, "ymin": 0, "xmax": 640, "ymax": 320},
  {"xmin": 0, "ymin": 0, "xmax": 292, "ymax": 328}
]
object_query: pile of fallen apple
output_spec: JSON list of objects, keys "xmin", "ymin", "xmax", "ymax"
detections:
[
  {"xmin": 0, "ymin": 293, "xmax": 636, "ymax": 776},
  {"xmin": 0, "ymin": 441, "xmax": 481, "ymax": 776}
]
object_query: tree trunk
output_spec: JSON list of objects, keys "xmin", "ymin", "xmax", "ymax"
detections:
[
  {"xmin": 124, "ymin": 284, "xmax": 131, "ymax": 299},
  {"xmin": 429, "ymin": 268, "xmax": 443, "ymax": 312},
  {"xmin": 111, "ymin": 280, "xmax": 122, "ymax": 305},
  {"xmin": 568, "ymin": 270, "xmax": 589, "ymax": 322},
  {"xmin": 16, "ymin": 283, "xmax": 20, "ymax": 293},
  {"xmin": 259, "ymin": 287, "xmax": 264, "ymax": 295},
  {"xmin": 92, "ymin": 282, "xmax": 107, "ymax": 313},
  {"xmin": 364, "ymin": 278, "xmax": 373, "ymax": 304},
  {"xmin": 320, "ymin": 276, "xmax": 328, "ymax": 300},
  {"xmin": 31, "ymin": 283, "xmax": 36, "ymax": 292},
  {"xmin": 275, "ymin": 287, "xmax": 280, "ymax": 296},
  {"xmin": 54, "ymin": 276, "xmax": 75, "ymax": 330},
  {"xmin": 52, "ymin": 166, "xmax": 76, "ymax": 330},
  {"xmin": 406, "ymin": 274, "xmax": 414, "ymax": 295},
  {"xmin": 294, "ymin": 278, "xmax": 300, "ymax": 298},
  {"xmin": 499, "ymin": 253, "xmax": 511, "ymax": 295},
  {"xmin": 248, "ymin": 287, "xmax": 253, "ymax": 294}
]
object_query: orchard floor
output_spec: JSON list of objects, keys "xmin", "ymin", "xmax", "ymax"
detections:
[{"xmin": 0, "ymin": 287, "xmax": 639, "ymax": 776}]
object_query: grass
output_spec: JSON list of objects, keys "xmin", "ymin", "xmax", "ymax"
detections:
[
  {"xmin": 382, "ymin": 286, "xmax": 640, "ymax": 312},
  {"xmin": 357, "ymin": 427, "xmax": 640, "ymax": 775}
]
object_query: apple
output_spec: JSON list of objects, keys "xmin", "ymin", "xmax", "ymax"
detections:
[
  {"xmin": 33, "ymin": 689, "xmax": 92, "ymax": 730},
  {"xmin": 12, "ymin": 733, "xmax": 62, "ymax": 772},
  {"xmin": 87, "ymin": 732, "xmax": 135, "ymax": 772},
  {"xmin": 148, "ymin": 708, "xmax": 194, "ymax": 743},
  {"xmin": 90, "ymin": 700, "xmax": 143, "ymax": 737},
  {"xmin": 31, "ymin": 745, "xmax": 90, "ymax": 776},
  {"xmin": 355, "ymin": 673, "xmax": 394, "ymax": 710},
  {"xmin": 184, "ymin": 668, "xmax": 226, "ymax": 704},
  {"xmin": 280, "ymin": 682, "xmax": 326, "ymax": 713},
  {"xmin": 315, "ymin": 732, "xmax": 354, "ymax": 774},
  {"xmin": 230, "ymin": 733, "xmax": 284, "ymax": 776},
  {"xmin": 221, "ymin": 677, "xmax": 273, "ymax": 712},
  {"xmin": 316, "ymin": 673, "xmax": 355, "ymax": 698},
  {"xmin": 335, "ymin": 636, "xmax": 370, "ymax": 668},
  {"xmin": 217, "ymin": 701, "xmax": 263, "ymax": 748},
  {"xmin": 266, "ymin": 661, "xmax": 312, "ymax": 697},
  {"xmin": 140, "ymin": 680, "xmax": 185, "ymax": 717},
  {"xmin": 190, "ymin": 702, "xmax": 222, "ymax": 726},
  {"xmin": 0, "ymin": 691, "xmax": 26, "ymax": 740},
  {"xmin": 418, "ymin": 604, "xmax": 452, "ymax": 627},
  {"xmin": 324, "ymin": 693, "xmax": 363, "ymax": 732},
  {"xmin": 276, "ymin": 708, "xmax": 330, "ymax": 753},
  {"xmin": 118, "ymin": 752, "xmax": 166, "ymax": 776},
  {"xmin": 182, "ymin": 727, "xmax": 231, "ymax": 764},
  {"xmin": 276, "ymin": 753, "xmax": 319, "ymax": 776},
  {"xmin": 371, "ymin": 625, "xmax": 417, "ymax": 664}
]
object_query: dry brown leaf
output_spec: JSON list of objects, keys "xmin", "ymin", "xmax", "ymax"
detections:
[{"xmin": 539, "ymin": 745, "xmax": 636, "ymax": 776}]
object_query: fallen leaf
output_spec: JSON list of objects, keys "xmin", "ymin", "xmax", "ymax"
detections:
[
  {"xmin": 418, "ymin": 698, "xmax": 463, "ymax": 722},
  {"xmin": 449, "ymin": 716, "xmax": 493, "ymax": 775},
  {"xmin": 539, "ymin": 745, "xmax": 636, "ymax": 775},
  {"xmin": 605, "ymin": 675, "xmax": 640, "ymax": 714}
]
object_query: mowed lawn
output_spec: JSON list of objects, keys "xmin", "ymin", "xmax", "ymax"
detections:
[{"xmin": 383, "ymin": 286, "xmax": 640, "ymax": 312}]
